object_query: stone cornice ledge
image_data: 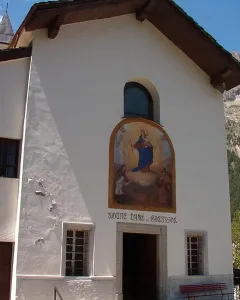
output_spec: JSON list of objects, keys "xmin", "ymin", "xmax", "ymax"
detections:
[{"xmin": 17, "ymin": 275, "xmax": 115, "ymax": 281}]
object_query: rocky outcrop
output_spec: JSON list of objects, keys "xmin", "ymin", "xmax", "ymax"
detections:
[
  {"xmin": 224, "ymin": 51, "xmax": 240, "ymax": 217},
  {"xmin": 225, "ymin": 102, "xmax": 240, "ymax": 157}
]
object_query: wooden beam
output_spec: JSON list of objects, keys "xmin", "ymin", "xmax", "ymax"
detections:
[
  {"xmin": 48, "ymin": 14, "xmax": 65, "ymax": 39},
  {"xmin": 210, "ymin": 66, "xmax": 232, "ymax": 93},
  {"xmin": 0, "ymin": 47, "xmax": 32, "ymax": 62},
  {"xmin": 136, "ymin": 0, "xmax": 160, "ymax": 22}
]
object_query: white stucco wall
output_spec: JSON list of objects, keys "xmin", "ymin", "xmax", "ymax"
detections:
[
  {"xmin": 0, "ymin": 57, "xmax": 29, "ymax": 244},
  {"xmin": 17, "ymin": 277, "xmax": 115, "ymax": 300},
  {"xmin": 0, "ymin": 58, "xmax": 30, "ymax": 139},
  {"xmin": 15, "ymin": 14, "xmax": 232, "ymax": 299},
  {"xmin": 0, "ymin": 178, "xmax": 19, "ymax": 241}
]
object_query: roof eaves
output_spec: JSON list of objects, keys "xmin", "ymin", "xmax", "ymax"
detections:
[
  {"xmin": 169, "ymin": 0, "xmax": 240, "ymax": 73},
  {"xmin": 8, "ymin": 0, "xmax": 240, "ymax": 90},
  {"xmin": 8, "ymin": 4, "xmax": 38, "ymax": 48}
]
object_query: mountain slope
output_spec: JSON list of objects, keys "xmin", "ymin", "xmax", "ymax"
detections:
[{"xmin": 224, "ymin": 51, "xmax": 240, "ymax": 217}]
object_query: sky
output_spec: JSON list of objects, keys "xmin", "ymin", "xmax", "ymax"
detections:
[{"xmin": 0, "ymin": 0, "xmax": 240, "ymax": 53}]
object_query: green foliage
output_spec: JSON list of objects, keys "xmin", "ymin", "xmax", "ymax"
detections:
[
  {"xmin": 228, "ymin": 149, "xmax": 240, "ymax": 266},
  {"xmin": 232, "ymin": 211, "xmax": 240, "ymax": 268},
  {"xmin": 228, "ymin": 149, "xmax": 240, "ymax": 218}
]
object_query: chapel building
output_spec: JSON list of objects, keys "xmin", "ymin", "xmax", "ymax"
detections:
[{"xmin": 0, "ymin": 1, "xmax": 240, "ymax": 300}]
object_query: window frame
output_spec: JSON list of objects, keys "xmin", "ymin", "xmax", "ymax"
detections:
[
  {"xmin": 0, "ymin": 138, "xmax": 20, "ymax": 179},
  {"xmin": 185, "ymin": 230, "xmax": 208, "ymax": 276},
  {"xmin": 124, "ymin": 82, "xmax": 154, "ymax": 120},
  {"xmin": 61, "ymin": 222, "xmax": 95, "ymax": 277}
]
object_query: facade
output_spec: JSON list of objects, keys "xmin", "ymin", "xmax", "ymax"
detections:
[{"xmin": 1, "ymin": 1, "xmax": 240, "ymax": 300}]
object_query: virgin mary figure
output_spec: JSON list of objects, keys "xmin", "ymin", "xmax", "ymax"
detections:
[{"xmin": 132, "ymin": 129, "xmax": 153, "ymax": 173}]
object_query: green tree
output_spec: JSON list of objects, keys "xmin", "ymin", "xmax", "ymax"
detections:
[
  {"xmin": 227, "ymin": 150, "xmax": 240, "ymax": 218},
  {"xmin": 232, "ymin": 211, "xmax": 240, "ymax": 268}
]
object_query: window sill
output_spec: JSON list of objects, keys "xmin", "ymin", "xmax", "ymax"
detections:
[
  {"xmin": 17, "ymin": 275, "xmax": 115, "ymax": 281},
  {"xmin": 64, "ymin": 276, "xmax": 115, "ymax": 281},
  {"xmin": 91, "ymin": 276, "xmax": 115, "ymax": 281},
  {"xmin": 186, "ymin": 274, "xmax": 209, "ymax": 278},
  {"xmin": 0, "ymin": 177, "xmax": 19, "ymax": 180}
]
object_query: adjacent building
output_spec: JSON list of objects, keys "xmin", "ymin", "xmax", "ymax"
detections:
[
  {"xmin": 0, "ymin": 1, "xmax": 240, "ymax": 299},
  {"xmin": 0, "ymin": 11, "xmax": 14, "ymax": 49}
]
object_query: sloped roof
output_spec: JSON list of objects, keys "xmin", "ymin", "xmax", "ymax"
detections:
[
  {"xmin": 9, "ymin": 0, "xmax": 240, "ymax": 91},
  {"xmin": 0, "ymin": 12, "xmax": 14, "ymax": 44}
]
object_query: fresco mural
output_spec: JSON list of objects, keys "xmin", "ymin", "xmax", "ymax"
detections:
[{"xmin": 109, "ymin": 118, "xmax": 175, "ymax": 213}]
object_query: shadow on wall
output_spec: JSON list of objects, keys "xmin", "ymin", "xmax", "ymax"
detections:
[
  {"xmin": 27, "ymin": 60, "xmax": 110, "ymax": 220},
  {"xmin": 26, "ymin": 63, "xmax": 94, "ymax": 220},
  {"xmin": 17, "ymin": 63, "xmax": 97, "ymax": 275}
]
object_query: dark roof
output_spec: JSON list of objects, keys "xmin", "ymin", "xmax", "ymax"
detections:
[
  {"xmin": 0, "ymin": 46, "xmax": 31, "ymax": 62},
  {"xmin": 9, "ymin": 0, "xmax": 240, "ymax": 91}
]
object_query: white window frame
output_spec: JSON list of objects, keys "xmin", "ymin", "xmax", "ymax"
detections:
[
  {"xmin": 185, "ymin": 230, "xmax": 208, "ymax": 276},
  {"xmin": 61, "ymin": 222, "xmax": 95, "ymax": 277}
]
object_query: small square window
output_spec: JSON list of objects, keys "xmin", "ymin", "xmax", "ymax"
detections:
[
  {"xmin": 64, "ymin": 228, "xmax": 91, "ymax": 277},
  {"xmin": 186, "ymin": 233, "xmax": 207, "ymax": 276}
]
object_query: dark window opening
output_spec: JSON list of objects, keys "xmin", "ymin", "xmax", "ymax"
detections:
[
  {"xmin": 65, "ymin": 229, "xmax": 89, "ymax": 276},
  {"xmin": 187, "ymin": 235, "xmax": 204, "ymax": 275},
  {"xmin": 0, "ymin": 138, "xmax": 19, "ymax": 178},
  {"xmin": 124, "ymin": 82, "xmax": 154, "ymax": 120}
]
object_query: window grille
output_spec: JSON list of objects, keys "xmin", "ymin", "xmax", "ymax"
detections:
[
  {"xmin": 187, "ymin": 234, "xmax": 204, "ymax": 275},
  {"xmin": 0, "ymin": 138, "xmax": 19, "ymax": 178},
  {"xmin": 65, "ymin": 230, "xmax": 89, "ymax": 276}
]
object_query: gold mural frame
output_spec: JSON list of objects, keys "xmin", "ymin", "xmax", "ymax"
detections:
[{"xmin": 108, "ymin": 118, "xmax": 176, "ymax": 213}]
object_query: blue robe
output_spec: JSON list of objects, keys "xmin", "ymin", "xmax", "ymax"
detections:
[{"xmin": 132, "ymin": 137, "xmax": 153, "ymax": 172}]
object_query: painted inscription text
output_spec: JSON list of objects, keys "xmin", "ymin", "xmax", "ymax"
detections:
[{"xmin": 108, "ymin": 211, "xmax": 177, "ymax": 224}]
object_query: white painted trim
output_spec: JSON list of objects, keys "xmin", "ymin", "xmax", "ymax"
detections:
[
  {"xmin": 158, "ymin": 226, "xmax": 168, "ymax": 300},
  {"xmin": 116, "ymin": 230, "xmax": 123, "ymax": 295},
  {"xmin": 116, "ymin": 222, "xmax": 167, "ymax": 300},
  {"xmin": 17, "ymin": 275, "xmax": 66, "ymax": 279},
  {"xmin": 63, "ymin": 222, "xmax": 95, "ymax": 230},
  {"xmin": 117, "ymin": 223, "xmax": 163, "ymax": 235},
  {"xmin": 10, "ymin": 57, "xmax": 32, "ymax": 300},
  {"xmin": 17, "ymin": 275, "xmax": 114, "ymax": 281},
  {"xmin": 90, "ymin": 276, "xmax": 115, "ymax": 281}
]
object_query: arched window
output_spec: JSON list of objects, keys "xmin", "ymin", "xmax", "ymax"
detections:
[{"xmin": 124, "ymin": 82, "xmax": 154, "ymax": 120}]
